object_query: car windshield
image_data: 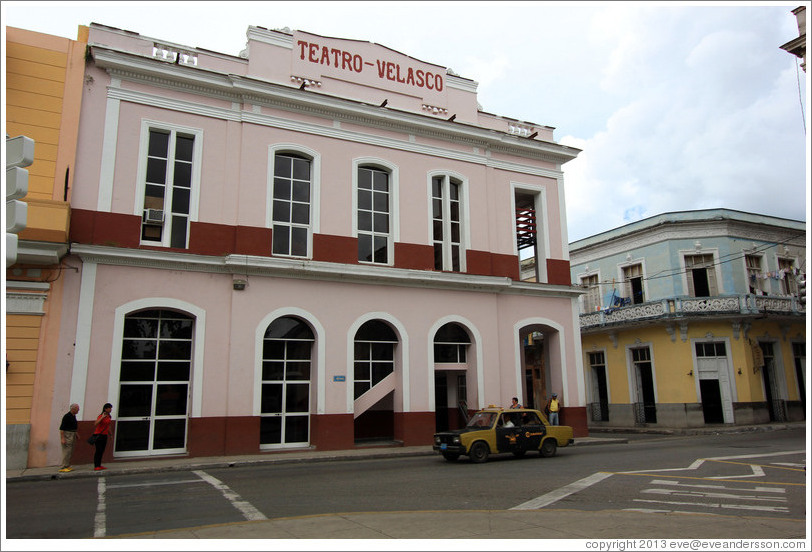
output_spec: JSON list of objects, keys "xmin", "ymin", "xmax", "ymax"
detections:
[{"xmin": 466, "ymin": 411, "xmax": 496, "ymax": 429}]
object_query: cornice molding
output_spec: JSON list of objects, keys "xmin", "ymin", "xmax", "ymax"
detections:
[
  {"xmin": 92, "ymin": 46, "xmax": 578, "ymax": 166},
  {"xmin": 571, "ymin": 219, "xmax": 806, "ymax": 264},
  {"xmin": 5, "ymin": 291, "xmax": 47, "ymax": 315},
  {"xmin": 107, "ymin": 83, "xmax": 565, "ymax": 179},
  {"xmin": 69, "ymin": 244, "xmax": 581, "ymax": 298}
]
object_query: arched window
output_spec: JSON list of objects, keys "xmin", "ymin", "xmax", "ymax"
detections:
[
  {"xmin": 261, "ymin": 316, "xmax": 314, "ymax": 446},
  {"xmin": 354, "ymin": 320, "xmax": 397, "ymax": 399},
  {"xmin": 433, "ymin": 322, "xmax": 470, "ymax": 363}
]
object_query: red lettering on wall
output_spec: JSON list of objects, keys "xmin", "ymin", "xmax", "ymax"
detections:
[
  {"xmin": 341, "ymin": 51, "xmax": 352, "ymax": 70},
  {"xmin": 416, "ymin": 69, "xmax": 425, "ymax": 87},
  {"xmin": 297, "ymin": 40, "xmax": 308, "ymax": 60},
  {"xmin": 320, "ymin": 46, "xmax": 331, "ymax": 65},
  {"xmin": 308, "ymin": 43, "xmax": 319, "ymax": 62}
]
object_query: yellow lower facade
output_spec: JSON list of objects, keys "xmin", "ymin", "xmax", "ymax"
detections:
[{"xmin": 580, "ymin": 317, "xmax": 806, "ymax": 428}]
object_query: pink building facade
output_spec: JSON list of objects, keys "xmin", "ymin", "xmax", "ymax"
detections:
[{"xmin": 50, "ymin": 23, "xmax": 585, "ymax": 466}]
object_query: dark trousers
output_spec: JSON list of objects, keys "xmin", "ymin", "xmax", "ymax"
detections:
[{"xmin": 93, "ymin": 434, "xmax": 108, "ymax": 467}]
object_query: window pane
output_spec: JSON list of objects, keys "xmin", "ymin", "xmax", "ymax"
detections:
[
  {"xmin": 146, "ymin": 158, "xmax": 167, "ymax": 184},
  {"xmin": 354, "ymin": 342, "xmax": 370, "ymax": 360},
  {"xmin": 285, "ymin": 415, "xmax": 308, "ymax": 443},
  {"xmin": 291, "ymin": 227, "xmax": 308, "ymax": 256},
  {"xmin": 292, "ymin": 181, "xmax": 310, "ymax": 203},
  {"xmin": 358, "ymin": 211, "xmax": 372, "ymax": 232},
  {"xmin": 155, "ymin": 384, "xmax": 188, "ymax": 416},
  {"xmin": 153, "ymin": 419, "xmax": 186, "ymax": 449},
  {"xmin": 274, "ymin": 155, "xmax": 291, "ymax": 177},
  {"xmin": 371, "ymin": 342, "xmax": 393, "ymax": 360},
  {"xmin": 715, "ymin": 343, "xmax": 726, "ymax": 356},
  {"xmin": 148, "ymin": 131, "xmax": 169, "ymax": 157},
  {"xmin": 273, "ymin": 200, "xmax": 290, "ymax": 223},
  {"xmin": 261, "ymin": 383, "xmax": 283, "ymax": 413},
  {"xmin": 292, "ymin": 202, "xmax": 310, "ymax": 224},
  {"xmin": 285, "ymin": 361, "xmax": 311, "ymax": 380},
  {"xmin": 120, "ymin": 361, "xmax": 155, "ymax": 382},
  {"xmin": 433, "ymin": 220, "xmax": 443, "ymax": 240},
  {"xmin": 115, "ymin": 420, "xmax": 150, "ymax": 452},
  {"xmin": 145, "ymin": 184, "xmax": 165, "ymax": 200},
  {"xmin": 373, "ymin": 171, "xmax": 388, "ymax": 192},
  {"xmin": 157, "ymin": 362, "xmax": 190, "ymax": 381},
  {"xmin": 160, "ymin": 318, "xmax": 193, "ymax": 339},
  {"xmin": 286, "ymin": 383, "xmax": 309, "ymax": 412},
  {"xmin": 262, "ymin": 361, "xmax": 284, "ymax": 381},
  {"xmin": 158, "ymin": 340, "xmax": 192, "ymax": 360},
  {"xmin": 173, "ymin": 161, "xmax": 192, "ymax": 189},
  {"xmin": 432, "ymin": 177, "xmax": 442, "ymax": 197},
  {"xmin": 260, "ymin": 416, "xmax": 282, "ymax": 445},
  {"xmin": 358, "ymin": 189, "xmax": 372, "ymax": 211},
  {"xmin": 432, "ymin": 198, "xmax": 442, "ymax": 218},
  {"xmin": 373, "ymin": 191, "xmax": 388, "ymax": 212},
  {"xmin": 175, "ymin": 135, "xmax": 194, "ymax": 162},
  {"xmin": 372, "ymin": 362, "xmax": 392, "ymax": 385},
  {"xmin": 354, "ymin": 382, "xmax": 370, "ymax": 400},
  {"xmin": 449, "ymin": 182, "xmax": 459, "ymax": 200},
  {"xmin": 170, "ymin": 215, "xmax": 187, "ymax": 248},
  {"xmin": 434, "ymin": 344, "xmax": 457, "ymax": 363},
  {"xmin": 272, "ymin": 225, "xmax": 290, "ymax": 255},
  {"xmin": 358, "ymin": 168, "xmax": 372, "ymax": 189},
  {"xmin": 434, "ymin": 243, "xmax": 443, "ymax": 270},
  {"xmin": 118, "ymin": 384, "xmax": 153, "ymax": 417},
  {"xmin": 451, "ymin": 222, "xmax": 460, "ymax": 242},
  {"xmin": 172, "ymin": 187, "xmax": 190, "ymax": 214},
  {"xmin": 124, "ymin": 318, "xmax": 158, "ymax": 339},
  {"xmin": 354, "ymin": 361, "xmax": 370, "ymax": 380},
  {"xmin": 265, "ymin": 317, "xmax": 314, "ymax": 340},
  {"xmin": 373, "ymin": 237, "xmax": 388, "ymax": 264},
  {"xmin": 292, "ymin": 158, "xmax": 310, "ymax": 180},
  {"xmin": 286, "ymin": 341, "xmax": 312, "ymax": 360},
  {"xmin": 122, "ymin": 339, "xmax": 157, "ymax": 360},
  {"xmin": 263, "ymin": 340, "xmax": 286, "ymax": 360},
  {"xmin": 374, "ymin": 213, "xmax": 389, "ymax": 233},
  {"xmin": 273, "ymin": 178, "xmax": 291, "ymax": 200}
]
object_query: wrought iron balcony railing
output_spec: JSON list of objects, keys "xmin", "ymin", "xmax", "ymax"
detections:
[{"xmin": 579, "ymin": 294, "xmax": 805, "ymax": 329}]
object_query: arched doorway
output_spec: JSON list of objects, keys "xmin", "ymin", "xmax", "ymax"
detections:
[
  {"xmin": 115, "ymin": 309, "xmax": 194, "ymax": 457},
  {"xmin": 260, "ymin": 316, "xmax": 314, "ymax": 448},
  {"xmin": 433, "ymin": 322, "xmax": 472, "ymax": 431},
  {"xmin": 353, "ymin": 320, "xmax": 398, "ymax": 443}
]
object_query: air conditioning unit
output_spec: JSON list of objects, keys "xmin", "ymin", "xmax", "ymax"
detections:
[{"xmin": 144, "ymin": 209, "xmax": 165, "ymax": 224}]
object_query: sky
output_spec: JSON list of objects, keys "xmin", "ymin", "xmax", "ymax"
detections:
[{"xmin": 3, "ymin": 0, "xmax": 809, "ymax": 243}]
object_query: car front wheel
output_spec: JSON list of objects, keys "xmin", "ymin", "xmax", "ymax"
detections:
[
  {"xmin": 469, "ymin": 441, "xmax": 490, "ymax": 463},
  {"xmin": 540, "ymin": 438, "xmax": 557, "ymax": 458}
]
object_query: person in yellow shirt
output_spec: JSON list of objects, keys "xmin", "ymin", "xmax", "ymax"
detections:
[{"xmin": 545, "ymin": 393, "xmax": 561, "ymax": 425}]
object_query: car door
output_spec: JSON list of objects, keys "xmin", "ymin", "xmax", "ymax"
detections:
[
  {"xmin": 495, "ymin": 413, "xmax": 522, "ymax": 453},
  {"xmin": 517, "ymin": 411, "xmax": 546, "ymax": 452}
]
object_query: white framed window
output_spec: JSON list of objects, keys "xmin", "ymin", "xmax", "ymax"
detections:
[
  {"xmin": 580, "ymin": 273, "xmax": 600, "ymax": 312},
  {"xmin": 777, "ymin": 257, "xmax": 798, "ymax": 296},
  {"xmin": 271, "ymin": 153, "xmax": 312, "ymax": 257},
  {"xmin": 430, "ymin": 173, "xmax": 467, "ymax": 272},
  {"xmin": 745, "ymin": 254, "xmax": 766, "ymax": 295},
  {"xmin": 683, "ymin": 253, "xmax": 718, "ymax": 297},
  {"xmin": 135, "ymin": 121, "xmax": 202, "ymax": 249},
  {"xmin": 353, "ymin": 320, "xmax": 397, "ymax": 399},
  {"xmin": 622, "ymin": 263, "xmax": 645, "ymax": 304},
  {"xmin": 353, "ymin": 158, "xmax": 400, "ymax": 265}
]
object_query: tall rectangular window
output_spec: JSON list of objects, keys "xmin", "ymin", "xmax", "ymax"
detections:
[
  {"xmin": 745, "ymin": 254, "xmax": 765, "ymax": 295},
  {"xmin": 272, "ymin": 154, "xmax": 311, "ymax": 257},
  {"xmin": 623, "ymin": 264, "xmax": 645, "ymax": 304},
  {"xmin": 778, "ymin": 258, "xmax": 798, "ymax": 295},
  {"xmin": 357, "ymin": 166, "xmax": 390, "ymax": 264},
  {"xmin": 140, "ymin": 129, "xmax": 195, "ymax": 249},
  {"xmin": 685, "ymin": 254, "xmax": 718, "ymax": 297},
  {"xmin": 432, "ymin": 175, "xmax": 463, "ymax": 272},
  {"xmin": 581, "ymin": 274, "xmax": 600, "ymax": 312}
]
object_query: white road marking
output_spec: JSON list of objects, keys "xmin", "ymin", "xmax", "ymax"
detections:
[
  {"xmin": 107, "ymin": 479, "xmax": 202, "ymax": 489},
  {"xmin": 633, "ymin": 498, "xmax": 789, "ymax": 513},
  {"xmin": 623, "ymin": 507, "xmax": 719, "ymax": 515},
  {"xmin": 510, "ymin": 472, "xmax": 614, "ymax": 510},
  {"xmin": 621, "ymin": 450, "xmax": 804, "ymax": 475},
  {"xmin": 94, "ymin": 477, "xmax": 107, "ymax": 538},
  {"xmin": 650, "ymin": 479, "xmax": 785, "ymax": 493},
  {"xmin": 641, "ymin": 488, "xmax": 786, "ymax": 502},
  {"xmin": 193, "ymin": 470, "xmax": 267, "ymax": 521}
]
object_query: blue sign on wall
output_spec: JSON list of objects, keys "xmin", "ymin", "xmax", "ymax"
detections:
[{"xmin": 333, "ymin": 375, "xmax": 346, "ymax": 382}]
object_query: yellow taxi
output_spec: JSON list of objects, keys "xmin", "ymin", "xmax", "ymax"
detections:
[{"xmin": 432, "ymin": 406, "xmax": 574, "ymax": 463}]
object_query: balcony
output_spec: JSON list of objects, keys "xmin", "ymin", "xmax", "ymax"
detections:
[{"xmin": 579, "ymin": 294, "xmax": 805, "ymax": 331}]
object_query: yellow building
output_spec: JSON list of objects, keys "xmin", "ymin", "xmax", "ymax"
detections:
[
  {"xmin": 569, "ymin": 210, "xmax": 806, "ymax": 429},
  {"xmin": 5, "ymin": 26, "xmax": 86, "ymax": 468}
]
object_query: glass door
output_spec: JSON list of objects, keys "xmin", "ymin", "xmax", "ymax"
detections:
[{"xmin": 115, "ymin": 310, "xmax": 193, "ymax": 457}]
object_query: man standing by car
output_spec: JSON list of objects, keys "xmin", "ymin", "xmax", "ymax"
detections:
[
  {"xmin": 58, "ymin": 403, "xmax": 80, "ymax": 472},
  {"xmin": 545, "ymin": 393, "xmax": 561, "ymax": 425}
]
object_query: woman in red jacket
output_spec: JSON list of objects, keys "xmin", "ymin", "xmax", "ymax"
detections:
[{"xmin": 92, "ymin": 403, "xmax": 113, "ymax": 471}]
